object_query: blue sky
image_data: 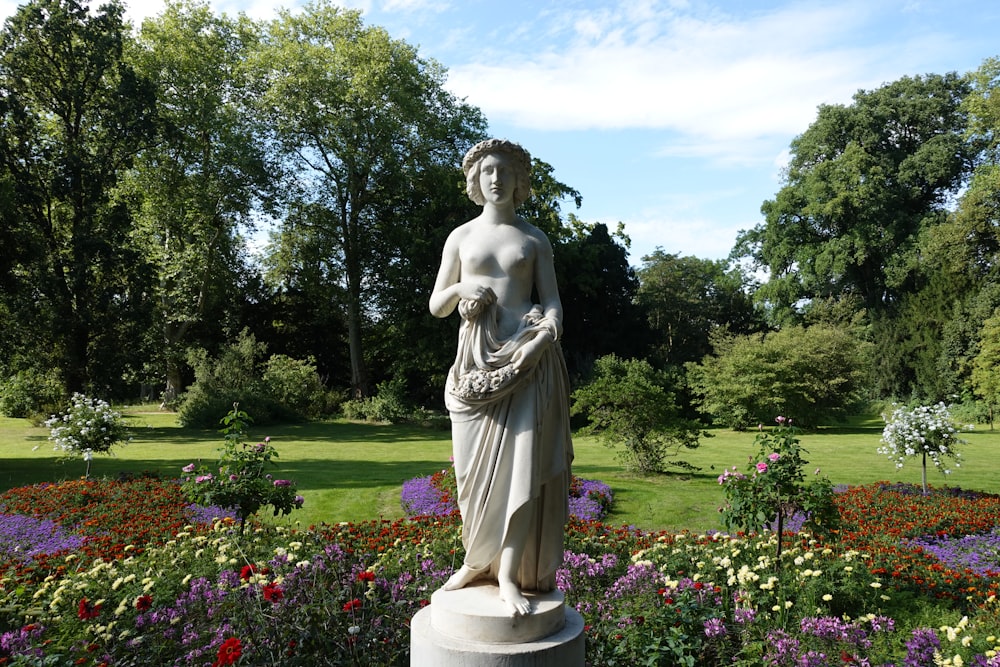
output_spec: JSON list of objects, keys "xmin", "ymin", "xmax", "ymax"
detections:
[{"xmin": 4, "ymin": 0, "xmax": 999, "ymax": 264}]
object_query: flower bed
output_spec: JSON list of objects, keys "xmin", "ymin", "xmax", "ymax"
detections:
[
  {"xmin": 1, "ymin": 478, "xmax": 1000, "ymax": 665},
  {"xmin": 400, "ymin": 465, "xmax": 614, "ymax": 522}
]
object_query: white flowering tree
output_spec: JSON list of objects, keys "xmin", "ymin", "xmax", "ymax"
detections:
[
  {"xmin": 44, "ymin": 394, "xmax": 131, "ymax": 478},
  {"xmin": 878, "ymin": 403, "xmax": 970, "ymax": 494}
]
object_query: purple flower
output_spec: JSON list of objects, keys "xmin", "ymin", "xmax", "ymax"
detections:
[
  {"xmin": 294, "ymin": 495, "xmax": 305, "ymax": 507},
  {"xmin": 0, "ymin": 515, "xmax": 86, "ymax": 562},
  {"xmin": 400, "ymin": 475, "xmax": 457, "ymax": 517},
  {"xmin": 756, "ymin": 462, "xmax": 769, "ymax": 473},
  {"xmin": 182, "ymin": 463, "xmax": 196, "ymax": 473},
  {"xmin": 195, "ymin": 474, "xmax": 214, "ymax": 484},
  {"xmin": 273, "ymin": 479, "xmax": 292, "ymax": 487},
  {"xmin": 768, "ymin": 452, "xmax": 781, "ymax": 462},
  {"xmin": 703, "ymin": 617, "xmax": 726, "ymax": 638},
  {"xmin": 904, "ymin": 628, "xmax": 941, "ymax": 667}
]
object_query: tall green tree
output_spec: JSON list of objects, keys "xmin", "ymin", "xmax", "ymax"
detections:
[
  {"xmin": 0, "ymin": 0, "xmax": 157, "ymax": 395},
  {"xmin": 971, "ymin": 309, "xmax": 1000, "ymax": 428},
  {"xmin": 637, "ymin": 251, "xmax": 761, "ymax": 368},
  {"xmin": 253, "ymin": 1, "xmax": 485, "ymax": 396},
  {"xmin": 734, "ymin": 73, "xmax": 975, "ymax": 322},
  {"xmin": 126, "ymin": 1, "xmax": 273, "ymax": 403},
  {"xmin": 555, "ymin": 220, "xmax": 649, "ymax": 380},
  {"xmin": 903, "ymin": 58, "xmax": 1000, "ymax": 403}
]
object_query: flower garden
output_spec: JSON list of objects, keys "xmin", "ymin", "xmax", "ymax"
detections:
[
  {"xmin": 1, "ymin": 465, "xmax": 999, "ymax": 666},
  {"xmin": 0, "ymin": 405, "xmax": 998, "ymax": 665}
]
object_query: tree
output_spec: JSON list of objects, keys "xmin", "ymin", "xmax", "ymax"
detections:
[
  {"xmin": 126, "ymin": 1, "xmax": 275, "ymax": 403},
  {"xmin": 571, "ymin": 354, "xmax": 704, "ymax": 473},
  {"xmin": 734, "ymin": 73, "xmax": 974, "ymax": 322},
  {"xmin": 0, "ymin": 0, "xmax": 157, "ymax": 395},
  {"xmin": 878, "ymin": 403, "xmax": 968, "ymax": 494},
  {"xmin": 637, "ymin": 250, "xmax": 761, "ymax": 368},
  {"xmin": 556, "ymin": 221, "xmax": 649, "ymax": 380},
  {"xmin": 687, "ymin": 324, "xmax": 870, "ymax": 430},
  {"xmin": 971, "ymin": 310, "xmax": 1000, "ymax": 428},
  {"xmin": 253, "ymin": 1, "xmax": 485, "ymax": 396}
]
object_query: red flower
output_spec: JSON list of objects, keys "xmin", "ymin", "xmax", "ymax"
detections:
[
  {"xmin": 135, "ymin": 594, "xmax": 153, "ymax": 611},
  {"xmin": 213, "ymin": 637, "xmax": 242, "ymax": 667},
  {"xmin": 357, "ymin": 570, "xmax": 375, "ymax": 582},
  {"xmin": 263, "ymin": 582, "xmax": 283, "ymax": 603},
  {"xmin": 342, "ymin": 598, "xmax": 362, "ymax": 612},
  {"xmin": 240, "ymin": 564, "xmax": 257, "ymax": 581},
  {"xmin": 77, "ymin": 597, "xmax": 101, "ymax": 620}
]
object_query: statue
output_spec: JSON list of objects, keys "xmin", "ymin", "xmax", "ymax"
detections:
[{"xmin": 429, "ymin": 139, "xmax": 574, "ymax": 617}]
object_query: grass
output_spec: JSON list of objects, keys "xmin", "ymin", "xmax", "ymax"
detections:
[{"xmin": 3, "ymin": 409, "xmax": 999, "ymax": 532}]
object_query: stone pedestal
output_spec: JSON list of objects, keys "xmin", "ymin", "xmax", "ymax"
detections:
[{"xmin": 410, "ymin": 582, "xmax": 585, "ymax": 666}]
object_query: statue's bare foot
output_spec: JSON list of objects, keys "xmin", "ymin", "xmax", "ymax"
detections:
[
  {"xmin": 442, "ymin": 565, "xmax": 482, "ymax": 591},
  {"xmin": 499, "ymin": 580, "xmax": 532, "ymax": 617}
]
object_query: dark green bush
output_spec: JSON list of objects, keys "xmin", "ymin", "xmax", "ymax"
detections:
[
  {"xmin": 0, "ymin": 368, "xmax": 66, "ymax": 420},
  {"xmin": 177, "ymin": 331, "xmax": 331, "ymax": 428}
]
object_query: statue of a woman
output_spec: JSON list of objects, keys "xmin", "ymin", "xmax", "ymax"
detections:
[{"xmin": 429, "ymin": 139, "xmax": 573, "ymax": 617}]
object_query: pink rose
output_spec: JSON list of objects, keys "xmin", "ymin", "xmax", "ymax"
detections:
[{"xmin": 755, "ymin": 462, "xmax": 768, "ymax": 473}]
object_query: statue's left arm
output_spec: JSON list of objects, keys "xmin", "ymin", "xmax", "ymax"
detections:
[{"xmin": 533, "ymin": 231, "xmax": 563, "ymax": 341}]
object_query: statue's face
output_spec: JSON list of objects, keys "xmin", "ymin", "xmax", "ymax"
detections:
[{"xmin": 478, "ymin": 152, "xmax": 516, "ymax": 206}]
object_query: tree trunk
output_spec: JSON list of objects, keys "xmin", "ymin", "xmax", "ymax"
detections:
[{"xmin": 921, "ymin": 451, "xmax": 928, "ymax": 495}]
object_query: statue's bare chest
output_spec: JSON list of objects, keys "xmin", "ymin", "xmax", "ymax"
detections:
[{"xmin": 459, "ymin": 227, "xmax": 535, "ymax": 279}]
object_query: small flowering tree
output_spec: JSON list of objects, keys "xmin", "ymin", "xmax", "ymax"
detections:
[
  {"xmin": 719, "ymin": 417, "xmax": 838, "ymax": 560},
  {"xmin": 44, "ymin": 393, "xmax": 131, "ymax": 478},
  {"xmin": 878, "ymin": 402, "xmax": 970, "ymax": 494},
  {"xmin": 181, "ymin": 405, "xmax": 303, "ymax": 532}
]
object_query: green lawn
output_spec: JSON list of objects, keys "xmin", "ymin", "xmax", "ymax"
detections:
[{"xmin": 3, "ymin": 409, "xmax": 998, "ymax": 532}]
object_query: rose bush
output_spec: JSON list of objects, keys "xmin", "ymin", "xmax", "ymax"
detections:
[{"xmin": 181, "ymin": 406, "xmax": 303, "ymax": 531}]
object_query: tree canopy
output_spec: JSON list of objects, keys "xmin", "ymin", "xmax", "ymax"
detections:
[{"xmin": 735, "ymin": 73, "xmax": 974, "ymax": 320}]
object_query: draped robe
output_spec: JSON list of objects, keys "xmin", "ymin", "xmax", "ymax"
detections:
[{"xmin": 444, "ymin": 300, "xmax": 573, "ymax": 592}]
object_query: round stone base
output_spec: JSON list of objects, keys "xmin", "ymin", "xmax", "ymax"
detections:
[
  {"xmin": 429, "ymin": 582, "xmax": 566, "ymax": 644},
  {"xmin": 410, "ymin": 601, "xmax": 585, "ymax": 667}
]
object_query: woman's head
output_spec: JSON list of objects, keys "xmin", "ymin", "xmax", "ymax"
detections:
[{"xmin": 462, "ymin": 139, "xmax": 532, "ymax": 207}]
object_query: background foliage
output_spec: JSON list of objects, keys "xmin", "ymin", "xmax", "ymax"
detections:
[{"xmin": 1, "ymin": 0, "xmax": 1000, "ymax": 446}]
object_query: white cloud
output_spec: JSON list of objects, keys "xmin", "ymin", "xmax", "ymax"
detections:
[
  {"xmin": 444, "ymin": 1, "xmax": 931, "ymax": 166},
  {"xmin": 616, "ymin": 211, "xmax": 746, "ymax": 263}
]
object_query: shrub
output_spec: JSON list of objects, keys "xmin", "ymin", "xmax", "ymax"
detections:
[
  {"xmin": 340, "ymin": 377, "xmax": 412, "ymax": 423},
  {"xmin": 178, "ymin": 331, "xmax": 330, "ymax": 428},
  {"xmin": 180, "ymin": 406, "xmax": 303, "ymax": 531},
  {"xmin": 687, "ymin": 324, "xmax": 869, "ymax": 429},
  {"xmin": 878, "ymin": 402, "xmax": 971, "ymax": 493},
  {"xmin": 262, "ymin": 354, "xmax": 329, "ymax": 419},
  {"xmin": 43, "ymin": 393, "xmax": 131, "ymax": 478},
  {"xmin": 571, "ymin": 354, "xmax": 704, "ymax": 473},
  {"xmin": 718, "ymin": 417, "xmax": 839, "ymax": 560},
  {"xmin": 0, "ymin": 367, "xmax": 65, "ymax": 420}
]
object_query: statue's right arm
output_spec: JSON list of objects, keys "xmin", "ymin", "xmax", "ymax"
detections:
[{"xmin": 429, "ymin": 232, "xmax": 463, "ymax": 318}]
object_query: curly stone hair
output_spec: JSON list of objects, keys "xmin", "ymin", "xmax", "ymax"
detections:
[{"xmin": 461, "ymin": 138, "xmax": 533, "ymax": 207}]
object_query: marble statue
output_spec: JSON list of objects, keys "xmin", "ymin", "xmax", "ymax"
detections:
[{"xmin": 429, "ymin": 139, "xmax": 574, "ymax": 618}]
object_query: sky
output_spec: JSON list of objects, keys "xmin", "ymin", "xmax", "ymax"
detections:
[{"xmin": 3, "ymin": 0, "xmax": 999, "ymax": 264}]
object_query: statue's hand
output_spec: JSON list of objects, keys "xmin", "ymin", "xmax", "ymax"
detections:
[
  {"xmin": 457, "ymin": 282, "xmax": 496, "ymax": 305},
  {"xmin": 511, "ymin": 332, "xmax": 550, "ymax": 373}
]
